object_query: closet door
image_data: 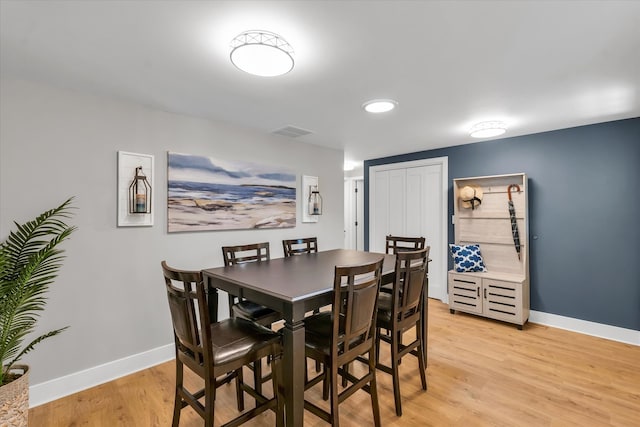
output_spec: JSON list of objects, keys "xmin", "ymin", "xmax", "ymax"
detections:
[
  {"xmin": 370, "ymin": 170, "xmax": 391, "ymax": 253},
  {"xmin": 369, "ymin": 159, "xmax": 447, "ymax": 301},
  {"xmin": 405, "ymin": 166, "xmax": 426, "ymax": 237},
  {"xmin": 388, "ymin": 169, "xmax": 406, "ymax": 236}
]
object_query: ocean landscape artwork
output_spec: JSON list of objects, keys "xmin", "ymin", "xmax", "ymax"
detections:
[{"xmin": 167, "ymin": 152, "xmax": 296, "ymax": 232}]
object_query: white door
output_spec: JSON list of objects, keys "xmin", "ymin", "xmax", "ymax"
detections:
[
  {"xmin": 369, "ymin": 157, "xmax": 448, "ymax": 301},
  {"xmin": 344, "ymin": 178, "xmax": 365, "ymax": 250}
]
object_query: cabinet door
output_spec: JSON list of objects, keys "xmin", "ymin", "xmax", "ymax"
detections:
[
  {"xmin": 448, "ymin": 274, "xmax": 482, "ymax": 314},
  {"xmin": 482, "ymin": 278, "xmax": 523, "ymax": 323}
]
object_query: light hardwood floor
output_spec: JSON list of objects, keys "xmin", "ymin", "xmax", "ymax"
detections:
[{"xmin": 30, "ymin": 300, "xmax": 640, "ymax": 426}]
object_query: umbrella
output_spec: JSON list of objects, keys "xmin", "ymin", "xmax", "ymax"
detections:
[{"xmin": 507, "ymin": 184, "xmax": 521, "ymax": 260}]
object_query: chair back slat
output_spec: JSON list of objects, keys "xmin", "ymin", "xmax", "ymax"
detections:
[
  {"xmin": 385, "ymin": 235, "xmax": 426, "ymax": 255},
  {"xmin": 282, "ymin": 237, "xmax": 318, "ymax": 257},
  {"xmin": 222, "ymin": 242, "xmax": 270, "ymax": 266}
]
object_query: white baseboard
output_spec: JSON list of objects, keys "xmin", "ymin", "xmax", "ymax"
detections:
[
  {"xmin": 529, "ymin": 311, "xmax": 640, "ymax": 346},
  {"xmin": 28, "ymin": 311, "xmax": 639, "ymax": 408},
  {"xmin": 29, "ymin": 344, "xmax": 174, "ymax": 408}
]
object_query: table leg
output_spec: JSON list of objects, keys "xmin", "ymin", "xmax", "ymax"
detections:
[{"xmin": 282, "ymin": 318, "xmax": 306, "ymax": 427}]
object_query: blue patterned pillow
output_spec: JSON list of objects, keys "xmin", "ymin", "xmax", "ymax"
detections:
[{"xmin": 450, "ymin": 244, "xmax": 487, "ymax": 272}]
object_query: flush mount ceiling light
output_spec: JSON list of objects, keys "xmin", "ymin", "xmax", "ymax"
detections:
[
  {"xmin": 362, "ymin": 99, "xmax": 398, "ymax": 113},
  {"xmin": 469, "ymin": 121, "xmax": 508, "ymax": 138},
  {"xmin": 230, "ymin": 30, "xmax": 294, "ymax": 77}
]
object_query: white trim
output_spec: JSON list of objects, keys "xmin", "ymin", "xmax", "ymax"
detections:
[
  {"xmin": 29, "ymin": 344, "xmax": 174, "ymax": 408},
  {"xmin": 369, "ymin": 156, "xmax": 448, "ymax": 302},
  {"xmin": 530, "ymin": 311, "xmax": 639, "ymax": 346}
]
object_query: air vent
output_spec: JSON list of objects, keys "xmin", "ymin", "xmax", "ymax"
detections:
[{"xmin": 272, "ymin": 125, "xmax": 313, "ymax": 138}]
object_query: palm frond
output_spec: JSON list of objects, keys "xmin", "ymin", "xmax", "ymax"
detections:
[{"xmin": 0, "ymin": 197, "xmax": 75, "ymax": 385}]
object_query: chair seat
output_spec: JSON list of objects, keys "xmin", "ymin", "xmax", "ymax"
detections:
[
  {"xmin": 232, "ymin": 300, "xmax": 280, "ymax": 321},
  {"xmin": 380, "ymin": 283, "xmax": 394, "ymax": 293},
  {"xmin": 211, "ymin": 318, "xmax": 281, "ymax": 365},
  {"xmin": 303, "ymin": 312, "xmax": 346, "ymax": 353},
  {"xmin": 375, "ymin": 292, "xmax": 393, "ymax": 325}
]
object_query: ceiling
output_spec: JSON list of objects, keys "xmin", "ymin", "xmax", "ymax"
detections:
[{"xmin": 2, "ymin": 1, "xmax": 639, "ymax": 166}]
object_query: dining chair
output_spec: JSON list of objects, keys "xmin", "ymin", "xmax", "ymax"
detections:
[
  {"xmin": 303, "ymin": 258, "xmax": 384, "ymax": 427},
  {"xmin": 385, "ymin": 235, "xmax": 426, "ymax": 254},
  {"xmin": 381, "ymin": 235, "xmax": 426, "ymax": 294},
  {"xmin": 221, "ymin": 242, "xmax": 283, "ymax": 395},
  {"xmin": 161, "ymin": 261, "xmax": 284, "ymax": 427},
  {"xmin": 375, "ymin": 247, "xmax": 429, "ymax": 416},
  {"xmin": 221, "ymin": 242, "xmax": 282, "ymax": 326},
  {"xmin": 282, "ymin": 237, "xmax": 318, "ymax": 257}
]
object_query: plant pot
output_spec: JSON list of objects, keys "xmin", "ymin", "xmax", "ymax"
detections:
[{"xmin": 0, "ymin": 365, "xmax": 29, "ymax": 427}]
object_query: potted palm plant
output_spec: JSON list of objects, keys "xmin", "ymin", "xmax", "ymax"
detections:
[{"xmin": 0, "ymin": 198, "xmax": 76, "ymax": 426}]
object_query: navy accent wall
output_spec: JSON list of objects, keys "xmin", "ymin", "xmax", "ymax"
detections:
[{"xmin": 364, "ymin": 118, "xmax": 640, "ymax": 331}]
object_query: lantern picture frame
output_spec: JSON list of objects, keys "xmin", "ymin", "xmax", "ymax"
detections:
[
  {"xmin": 302, "ymin": 175, "xmax": 320, "ymax": 223},
  {"xmin": 117, "ymin": 151, "xmax": 154, "ymax": 227}
]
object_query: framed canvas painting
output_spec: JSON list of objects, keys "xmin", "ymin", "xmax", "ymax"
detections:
[{"xmin": 167, "ymin": 152, "xmax": 296, "ymax": 232}]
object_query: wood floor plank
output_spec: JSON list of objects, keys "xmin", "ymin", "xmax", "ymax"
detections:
[{"xmin": 30, "ymin": 300, "xmax": 640, "ymax": 426}]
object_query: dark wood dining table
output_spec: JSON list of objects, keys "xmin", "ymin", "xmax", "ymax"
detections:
[{"xmin": 202, "ymin": 249, "xmax": 396, "ymax": 426}]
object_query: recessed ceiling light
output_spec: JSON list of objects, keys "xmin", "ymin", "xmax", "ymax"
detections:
[
  {"xmin": 469, "ymin": 121, "xmax": 507, "ymax": 138},
  {"xmin": 230, "ymin": 30, "xmax": 294, "ymax": 77},
  {"xmin": 362, "ymin": 99, "xmax": 398, "ymax": 113}
]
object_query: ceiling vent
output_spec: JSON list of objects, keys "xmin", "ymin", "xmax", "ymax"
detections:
[{"xmin": 272, "ymin": 125, "xmax": 313, "ymax": 138}]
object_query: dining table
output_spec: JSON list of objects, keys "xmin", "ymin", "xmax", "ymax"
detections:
[{"xmin": 202, "ymin": 248, "xmax": 424, "ymax": 426}]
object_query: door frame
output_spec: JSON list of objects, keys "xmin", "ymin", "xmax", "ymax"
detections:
[{"xmin": 368, "ymin": 156, "xmax": 448, "ymax": 302}]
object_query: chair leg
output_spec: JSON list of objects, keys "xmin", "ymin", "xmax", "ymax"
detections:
[
  {"xmin": 313, "ymin": 308, "xmax": 322, "ymax": 373},
  {"xmin": 369, "ymin": 354, "xmax": 381, "ymax": 427},
  {"xmin": 235, "ymin": 368, "xmax": 245, "ymax": 411},
  {"xmin": 253, "ymin": 359, "xmax": 263, "ymax": 398},
  {"xmin": 330, "ymin": 362, "xmax": 340, "ymax": 427},
  {"xmin": 391, "ymin": 332, "xmax": 402, "ymax": 416},
  {"xmin": 204, "ymin": 374, "xmax": 215, "ymax": 427},
  {"xmin": 323, "ymin": 365, "xmax": 330, "ymax": 401},
  {"xmin": 341, "ymin": 363, "xmax": 349, "ymax": 387},
  {"xmin": 421, "ymin": 299, "xmax": 428, "ymax": 366},
  {"xmin": 271, "ymin": 351, "xmax": 285, "ymax": 427},
  {"xmin": 417, "ymin": 321, "xmax": 428, "ymax": 391},
  {"xmin": 375, "ymin": 327, "xmax": 381, "ymax": 364},
  {"xmin": 172, "ymin": 360, "xmax": 183, "ymax": 427},
  {"xmin": 397, "ymin": 330, "xmax": 403, "ymax": 365}
]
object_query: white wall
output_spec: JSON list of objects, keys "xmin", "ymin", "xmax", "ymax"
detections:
[{"xmin": 0, "ymin": 78, "xmax": 344, "ymax": 390}]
